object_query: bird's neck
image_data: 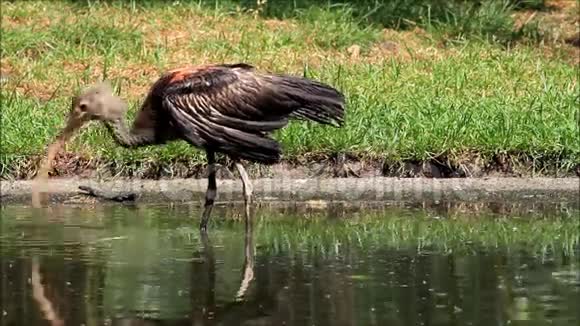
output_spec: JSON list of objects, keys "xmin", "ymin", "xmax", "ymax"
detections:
[{"xmin": 104, "ymin": 117, "xmax": 156, "ymax": 148}]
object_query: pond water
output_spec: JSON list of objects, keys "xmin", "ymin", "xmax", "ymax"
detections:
[{"xmin": 1, "ymin": 202, "xmax": 579, "ymax": 326}]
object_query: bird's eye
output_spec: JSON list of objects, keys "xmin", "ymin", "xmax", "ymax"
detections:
[{"xmin": 79, "ymin": 103, "xmax": 87, "ymax": 111}]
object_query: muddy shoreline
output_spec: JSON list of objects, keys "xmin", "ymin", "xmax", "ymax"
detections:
[
  {"xmin": 4, "ymin": 152, "xmax": 579, "ymax": 181},
  {"xmin": 1, "ymin": 176, "xmax": 578, "ymax": 206}
]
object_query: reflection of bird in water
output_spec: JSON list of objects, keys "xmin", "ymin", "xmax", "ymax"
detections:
[
  {"xmin": 31, "ymin": 257, "xmax": 64, "ymax": 326},
  {"xmin": 70, "ymin": 63, "xmax": 345, "ymax": 230},
  {"xmin": 109, "ymin": 218, "xmax": 288, "ymax": 326}
]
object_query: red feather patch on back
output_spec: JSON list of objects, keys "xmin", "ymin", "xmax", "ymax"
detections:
[
  {"xmin": 166, "ymin": 65, "xmax": 212, "ymax": 84},
  {"xmin": 167, "ymin": 68, "xmax": 196, "ymax": 83}
]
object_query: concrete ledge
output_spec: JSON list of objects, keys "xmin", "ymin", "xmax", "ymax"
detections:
[{"xmin": 1, "ymin": 177, "xmax": 578, "ymax": 206}]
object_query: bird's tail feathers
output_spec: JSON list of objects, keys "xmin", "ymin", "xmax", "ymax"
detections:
[{"xmin": 271, "ymin": 75, "xmax": 345, "ymax": 127}]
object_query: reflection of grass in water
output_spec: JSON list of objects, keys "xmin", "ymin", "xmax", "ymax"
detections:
[
  {"xmin": 152, "ymin": 204, "xmax": 579, "ymax": 257},
  {"xmin": 1, "ymin": 204, "xmax": 578, "ymax": 258},
  {"xmin": 248, "ymin": 209, "xmax": 580, "ymax": 257},
  {"xmin": 3, "ymin": 203, "xmax": 578, "ymax": 325}
]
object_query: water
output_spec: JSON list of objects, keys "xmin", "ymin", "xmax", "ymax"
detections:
[{"xmin": 1, "ymin": 203, "xmax": 579, "ymax": 326}]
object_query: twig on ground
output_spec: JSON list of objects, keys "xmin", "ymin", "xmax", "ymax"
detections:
[{"xmin": 78, "ymin": 185, "xmax": 137, "ymax": 202}]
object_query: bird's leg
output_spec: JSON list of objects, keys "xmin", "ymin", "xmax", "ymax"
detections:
[
  {"xmin": 234, "ymin": 161, "xmax": 253, "ymax": 221},
  {"xmin": 200, "ymin": 151, "xmax": 217, "ymax": 231}
]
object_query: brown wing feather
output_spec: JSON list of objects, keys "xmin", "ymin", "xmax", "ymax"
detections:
[{"xmin": 153, "ymin": 63, "xmax": 345, "ymax": 163}]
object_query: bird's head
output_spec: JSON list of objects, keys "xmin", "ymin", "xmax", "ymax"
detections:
[{"xmin": 68, "ymin": 81, "xmax": 127, "ymax": 128}]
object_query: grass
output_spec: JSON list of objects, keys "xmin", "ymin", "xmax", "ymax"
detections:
[
  {"xmin": 1, "ymin": 1, "xmax": 578, "ymax": 178},
  {"xmin": 216, "ymin": 0, "xmax": 549, "ymax": 43}
]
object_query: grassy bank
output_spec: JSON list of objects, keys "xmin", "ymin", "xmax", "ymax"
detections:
[{"xmin": 1, "ymin": 1, "xmax": 578, "ymax": 178}]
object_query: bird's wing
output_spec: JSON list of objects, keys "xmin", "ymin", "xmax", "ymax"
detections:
[
  {"xmin": 158, "ymin": 64, "xmax": 287, "ymax": 163},
  {"xmin": 157, "ymin": 63, "xmax": 344, "ymax": 163}
]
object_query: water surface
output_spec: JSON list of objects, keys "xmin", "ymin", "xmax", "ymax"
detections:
[{"xmin": 1, "ymin": 203, "xmax": 579, "ymax": 326}]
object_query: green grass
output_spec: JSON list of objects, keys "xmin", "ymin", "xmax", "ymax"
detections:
[
  {"xmin": 1, "ymin": 1, "xmax": 578, "ymax": 178},
  {"xmin": 211, "ymin": 0, "xmax": 548, "ymax": 43}
]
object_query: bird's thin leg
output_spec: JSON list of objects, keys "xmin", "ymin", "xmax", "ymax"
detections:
[
  {"xmin": 234, "ymin": 161, "xmax": 253, "ymax": 221},
  {"xmin": 200, "ymin": 151, "xmax": 217, "ymax": 231}
]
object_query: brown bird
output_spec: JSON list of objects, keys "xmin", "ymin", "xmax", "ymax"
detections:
[{"xmin": 68, "ymin": 63, "xmax": 345, "ymax": 230}]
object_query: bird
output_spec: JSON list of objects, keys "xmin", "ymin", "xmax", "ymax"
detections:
[{"xmin": 68, "ymin": 63, "xmax": 345, "ymax": 231}]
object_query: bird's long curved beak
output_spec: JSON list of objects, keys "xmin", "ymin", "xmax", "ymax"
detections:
[
  {"xmin": 32, "ymin": 108, "xmax": 89, "ymax": 207},
  {"xmin": 61, "ymin": 110, "xmax": 90, "ymax": 140}
]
